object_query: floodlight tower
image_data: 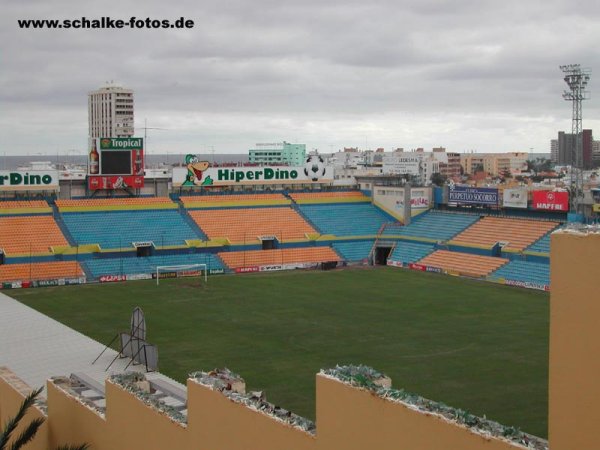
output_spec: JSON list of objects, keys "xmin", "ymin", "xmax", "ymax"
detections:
[{"xmin": 560, "ymin": 64, "xmax": 591, "ymax": 214}]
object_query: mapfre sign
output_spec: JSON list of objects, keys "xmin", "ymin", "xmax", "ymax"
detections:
[{"xmin": 532, "ymin": 190, "xmax": 569, "ymax": 211}]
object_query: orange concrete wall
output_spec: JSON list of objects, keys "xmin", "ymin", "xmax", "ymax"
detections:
[
  {"xmin": 549, "ymin": 231, "xmax": 600, "ymax": 450},
  {"xmin": 0, "ymin": 368, "xmax": 47, "ymax": 450},
  {"xmin": 0, "ymin": 371, "xmax": 531, "ymax": 450},
  {"xmin": 315, "ymin": 375, "xmax": 523, "ymax": 450}
]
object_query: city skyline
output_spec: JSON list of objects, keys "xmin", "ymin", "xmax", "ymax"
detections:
[{"xmin": 2, "ymin": 0, "xmax": 599, "ymax": 156}]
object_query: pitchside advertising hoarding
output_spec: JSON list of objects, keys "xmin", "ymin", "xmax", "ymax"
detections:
[
  {"xmin": 503, "ymin": 188, "xmax": 528, "ymax": 209},
  {"xmin": 448, "ymin": 185, "xmax": 498, "ymax": 206},
  {"xmin": 532, "ymin": 190, "xmax": 569, "ymax": 211},
  {"xmin": 0, "ymin": 170, "xmax": 59, "ymax": 191},
  {"xmin": 88, "ymin": 137, "xmax": 144, "ymax": 190},
  {"xmin": 172, "ymin": 154, "xmax": 333, "ymax": 187}
]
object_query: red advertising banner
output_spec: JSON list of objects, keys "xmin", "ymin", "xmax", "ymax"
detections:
[
  {"xmin": 88, "ymin": 175, "xmax": 144, "ymax": 190},
  {"xmin": 408, "ymin": 263, "xmax": 426, "ymax": 271},
  {"xmin": 532, "ymin": 191, "xmax": 569, "ymax": 211},
  {"xmin": 235, "ymin": 266, "xmax": 260, "ymax": 273}
]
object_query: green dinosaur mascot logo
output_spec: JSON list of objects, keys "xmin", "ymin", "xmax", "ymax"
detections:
[{"xmin": 182, "ymin": 154, "xmax": 213, "ymax": 186}]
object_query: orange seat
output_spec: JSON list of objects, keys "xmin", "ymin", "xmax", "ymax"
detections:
[
  {"xmin": 451, "ymin": 217, "xmax": 558, "ymax": 252},
  {"xmin": 0, "ymin": 261, "xmax": 84, "ymax": 282},
  {"xmin": 189, "ymin": 207, "xmax": 316, "ymax": 243},
  {"xmin": 0, "ymin": 200, "xmax": 48, "ymax": 209},
  {"xmin": 218, "ymin": 247, "xmax": 340, "ymax": 269},
  {"xmin": 0, "ymin": 216, "xmax": 68, "ymax": 255},
  {"xmin": 56, "ymin": 197, "xmax": 173, "ymax": 210},
  {"xmin": 417, "ymin": 250, "xmax": 508, "ymax": 277}
]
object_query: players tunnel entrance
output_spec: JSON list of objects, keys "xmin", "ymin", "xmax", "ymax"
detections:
[{"xmin": 374, "ymin": 246, "xmax": 393, "ymax": 265}]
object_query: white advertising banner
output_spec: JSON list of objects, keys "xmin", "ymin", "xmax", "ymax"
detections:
[
  {"xmin": 0, "ymin": 170, "xmax": 59, "ymax": 191},
  {"xmin": 503, "ymin": 188, "xmax": 528, "ymax": 209}
]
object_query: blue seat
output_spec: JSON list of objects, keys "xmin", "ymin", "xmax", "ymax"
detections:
[
  {"xmin": 388, "ymin": 242, "xmax": 435, "ymax": 264},
  {"xmin": 84, "ymin": 253, "xmax": 225, "ymax": 278},
  {"xmin": 490, "ymin": 260, "xmax": 550, "ymax": 286},
  {"xmin": 332, "ymin": 241, "xmax": 374, "ymax": 261},
  {"xmin": 383, "ymin": 211, "xmax": 480, "ymax": 241},
  {"xmin": 62, "ymin": 210, "xmax": 203, "ymax": 248},
  {"xmin": 299, "ymin": 204, "xmax": 392, "ymax": 236}
]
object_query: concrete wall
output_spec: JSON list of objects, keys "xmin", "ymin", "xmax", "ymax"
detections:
[
  {"xmin": 549, "ymin": 231, "xmax": 600, "ymax": 450},
  {"xmin": 0, "ymin": 370, "xmax": 529, "ymax": 450},
  {"xmin": 0, "ymin": 368, "xmax": 47, "ymax": 450}
]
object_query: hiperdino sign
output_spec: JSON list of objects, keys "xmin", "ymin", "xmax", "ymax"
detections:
[
  {"xmin": 0, "ymin": 170, "xmax": 59, "ymax": 191},
  {"xmin": 173, "ymin": 159, "xmax": 333, "ymax": 186}
]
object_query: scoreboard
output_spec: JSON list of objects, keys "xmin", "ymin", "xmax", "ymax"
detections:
[{"xmin": 88, "ymin": 137, "xmax": 145, "ymax": 190}]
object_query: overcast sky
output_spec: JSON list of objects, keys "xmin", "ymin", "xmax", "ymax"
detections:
[{"xmin": 1, "ymin": 0, "xmax": 599, "ymax": 156}]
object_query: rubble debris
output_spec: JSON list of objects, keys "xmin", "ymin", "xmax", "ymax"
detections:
[
  {"xmin": 190, "ymin": 368, "xmax": 316, "ymax": 434},
  {"xmin": 110, "ymin": 373, "xmax": 187, "ymax": 425},
  {"xmin": 321, "ymin": 365, "xmax": 548, "ymax": 450}
]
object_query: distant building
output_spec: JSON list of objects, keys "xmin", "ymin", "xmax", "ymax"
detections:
[
  {"xmin": 248, "ymin": 142, "xmax": 306, "ymax": 166},
  {"xmin": 382, "ymin": 152, "xmax": 439, "ymax": 185},
  {"xmin": 557, "ymin": 130, "xmax": 593, "ymax": 169},
  {"xmin": 551, "ymin": 139, "xmax": 558, "ymax": 163},
  {"xmin": 460, "ymin": 152, "xmax": 528, "ymax": 177},
  {"xmin": 88, "ymin": 82, "xmax": 134, "ymax": 138}
]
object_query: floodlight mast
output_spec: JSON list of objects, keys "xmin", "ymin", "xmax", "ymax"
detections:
[{"xmin": 560, "ymin": 64, "xmax": 591, "ymax": 214}]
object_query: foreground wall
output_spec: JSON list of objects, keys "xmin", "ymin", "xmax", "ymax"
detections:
[
  {"xmin": 0, "ymin": 370, "xmax": 532, "ymax": 450},
  {"xmin": 549, "ymin": 230, "xmax": 600, "ymax": 450}
]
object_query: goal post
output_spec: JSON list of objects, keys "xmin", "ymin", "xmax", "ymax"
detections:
[{"xmin": 155, "ymin": 264, "xmax": 208, "ymax": 286}]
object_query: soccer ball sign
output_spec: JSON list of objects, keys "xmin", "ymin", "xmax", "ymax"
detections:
[{"xmin": 304, "ymin": 155, "xmax": 327, "ymax": 181}]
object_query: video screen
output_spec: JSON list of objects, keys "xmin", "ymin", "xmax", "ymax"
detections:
[{"xmin": 101, "ymin": 151, "xmax": 132, "ymax": 175}]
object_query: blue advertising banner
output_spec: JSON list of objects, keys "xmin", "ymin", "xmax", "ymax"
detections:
[{"xmin": 448, "ymin": 186, "xmax": 498, "ymax": 205}]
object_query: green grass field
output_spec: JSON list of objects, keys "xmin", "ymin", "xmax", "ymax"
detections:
[{"xmin": 10, "ymin": 267, "xmax": 549, "ymax": 437}]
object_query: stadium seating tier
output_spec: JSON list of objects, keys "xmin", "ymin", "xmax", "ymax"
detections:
[
  {"xmin": 383, "ymin": 211, "xmax": 480, "ymax": 241},
  {"xmin": 189, "ymin": 207, "xmax": 315, "ymax": 243},
  {"xmin": 417, "ymin": 250, "xmax": 508, "ymax": 277},
  {"xmin": 450, "ymin": 217, "xmax": 559, "ymax": 251},
  {"xmin": 0, "ymin": 261, "xmax": 84, "ymax": 283},
  {"xmin": 218, "ymin": 247, "xmax": 339, "ymax": 269},
  {"xmin": 61, "ymin": 210, "xmax": 201, "ymax": 248},
  {"xmin": 298, "ymin": 203, "xmax": 391, "ymax": 236},
  {"xmin": 332, "ymin": 241, "xmax": 374, "ymax": 261},
  {"xmin": 0, "ymin": 216, "xmax": 69, "ymax": 255},
  {"xmin": 490, "ymin": 260, "xmax": 550, "ymax": 286}
]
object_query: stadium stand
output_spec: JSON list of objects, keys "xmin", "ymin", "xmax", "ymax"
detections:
[
  {"xmin": 0, "ymin": 261, "xmax": 84, "ymax": 283},
  {"xmin": 180, "ymin": 194, "xmax": 290, "ymax": 208},
  {"xmin": 490, "ymin": 260, "xmax": 550, "ymax": 287},
  {"xmin": 388, "ymin": 241, "xmax": 436, "ymax": 264},
  {"xmin": 289, "ymin": 191, "xmax": 370, "ymax": 204},
  {"xmin": 298, "ymin": 203, "xmax": 390, "ymax": 236},
  {"xmin": 332, "ymin": 240, "xmax": 374, "ymax": 261},
  {"xmin": 417, "ymin": 250, "xmax": 508, "ymax": 277},
  {"xmin": 0, "ymin": 200, "xmax": 52, "ymax": 215},
  {"xmin": 526, "ymin": 231, "xmax": 554, "ymax": 254},
  {"xmin": 450, "ymin": 217, "xmax": 559, "ymax": 251},
  {"xmin": 188, "ymin": 207, "xmax": 315, "ymax": 243},
  {"xmin": 382, "ymin": 211, "xmax": 480, "ymax": 241},
  {"xmin": 84, "ymin": 253, "xmax": 225, "ymax": 278},
  {"xmin": 61, "ymin": 210, "xmax": 202, "ymax": 248},
  {"xmin": 56, "ymin": 197, "xmax": 176, "ymax": 211},
  {"xmin": 0, "ymin": 215, "xmax": 69, "ymax": 255},
  {"xmin": 218, "ymin": 247, "xmax": 339, "ymax": 269}
]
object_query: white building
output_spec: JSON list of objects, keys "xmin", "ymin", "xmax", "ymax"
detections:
[
  {"xmin": 88, "ymin": 82, "xmax": 134, "ymax": 138},
  {"xmin": 382, "ymin": 153, "xmax": 439, "ymax": 184}
]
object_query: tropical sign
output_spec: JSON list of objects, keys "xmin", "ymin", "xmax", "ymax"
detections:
[
  {"xmin": 173, "ymin": 154, "xmax": 333, "ymax": 186},
  {"xmin": 448, "ymin": 185, "xmax": 498, "ymax": 206},
  {"xmin": 0, "ymin": 170, "xmax": 59, "ymax": 191}
]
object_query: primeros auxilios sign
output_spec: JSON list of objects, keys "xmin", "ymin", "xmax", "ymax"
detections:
[{"xmin": 0, "ymin": 170, "xmax": 59, "ymax": 191}]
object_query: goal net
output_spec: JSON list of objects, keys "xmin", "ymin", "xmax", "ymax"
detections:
[{"xmin": 155, "ymin": 264, "xmax": 208, "ymax": 285}]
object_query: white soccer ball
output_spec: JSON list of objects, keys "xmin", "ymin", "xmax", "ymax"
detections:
[{"xmin": 304, "ymin": 155, "xmax": 326, "ymax": 181}]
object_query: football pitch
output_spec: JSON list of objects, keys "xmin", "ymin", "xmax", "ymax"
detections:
[{"xmin": 10, "ymin": 267, "xmax": 549, "ymax": 437}]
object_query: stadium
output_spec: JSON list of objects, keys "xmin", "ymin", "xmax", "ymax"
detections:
[{"xmin": 0, "ymin": 155, "xmax": 597, "ymax": 450}]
